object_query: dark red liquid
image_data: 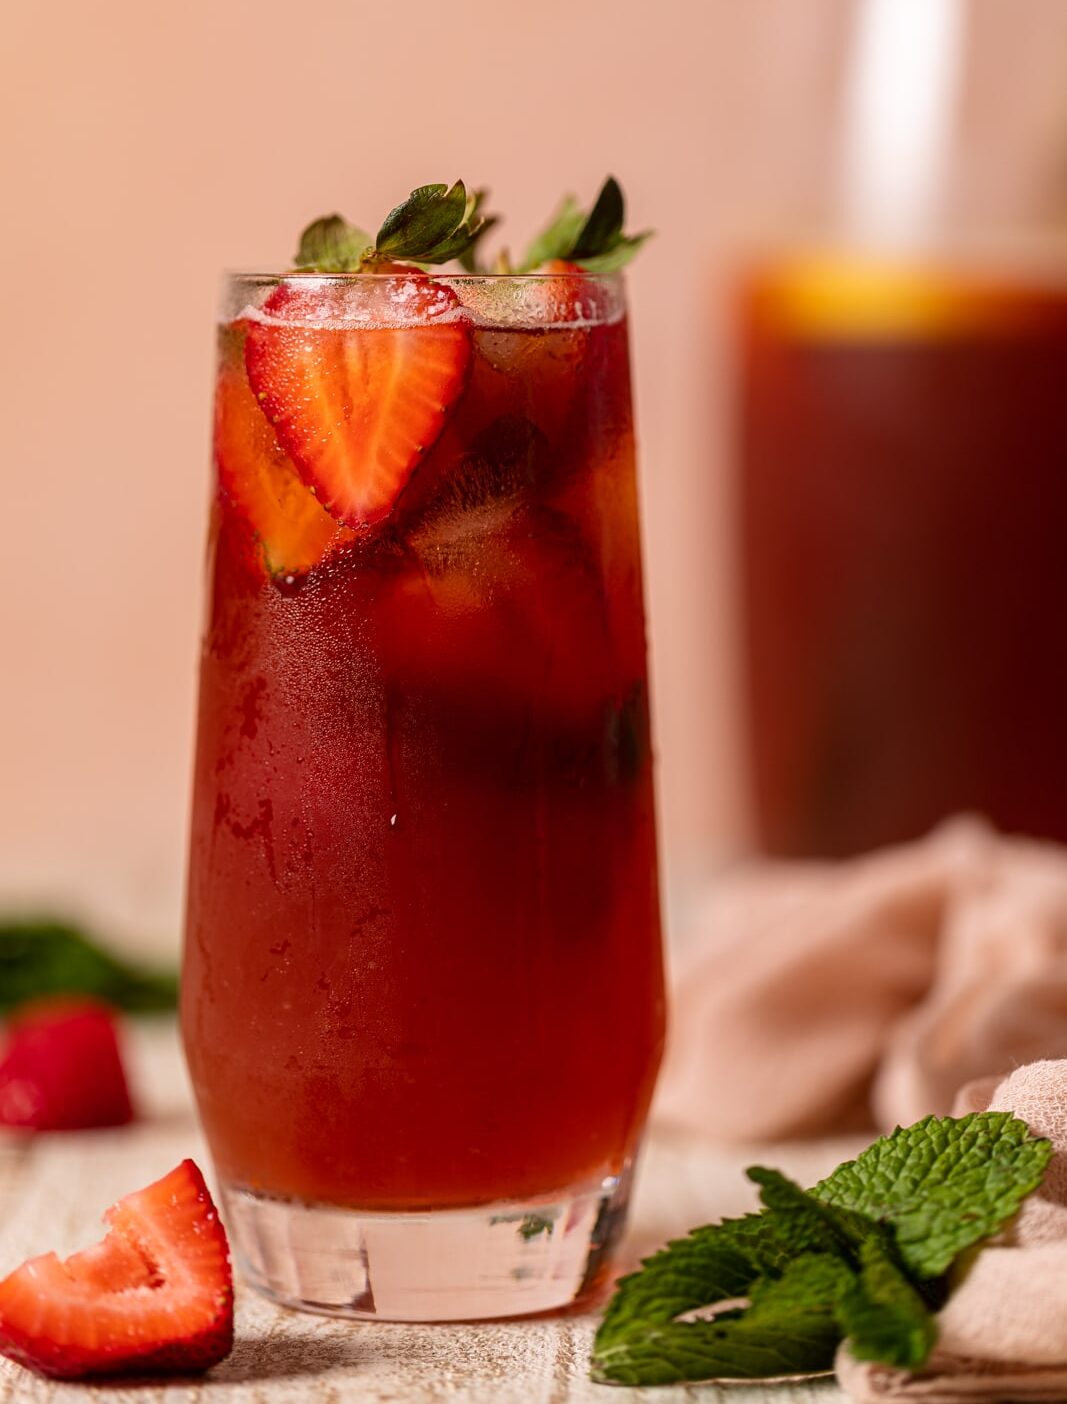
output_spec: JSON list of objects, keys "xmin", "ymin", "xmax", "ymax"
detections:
[
  {"xmin": 182, "ymin": 302, "xmax": 665, "ymax": 1209},
  {"xmin": 740, "ymin": 258, "xmax": 1067, "ymax": 857}
]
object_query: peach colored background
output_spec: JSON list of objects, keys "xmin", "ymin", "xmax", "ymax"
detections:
[{"xmin": 3, "ymin": 0, "xmax": 1067, "ymax": 956}]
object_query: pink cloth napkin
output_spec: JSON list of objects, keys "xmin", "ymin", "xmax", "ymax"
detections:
[
  {"xmin": 655, "ymin": 818, "xmax": 1067, "ymax": 1141},
  {"xmin": 838, "ymin": 1059, "xmax": 1067, "ymax": 1401}
]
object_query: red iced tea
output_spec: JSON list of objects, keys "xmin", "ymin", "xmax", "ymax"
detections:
[
  {"xmin": 740, "ymin": 254, "xmax": 1067, "ymax": 857},
  {"xmin": 182, "ymin": 273, "xmax": 664, "ymax": 1213}
]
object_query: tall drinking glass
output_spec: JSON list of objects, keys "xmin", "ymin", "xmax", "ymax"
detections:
[{"xmin": 181, "ymin": 271, "xmax": 665, "ymax": 1320}]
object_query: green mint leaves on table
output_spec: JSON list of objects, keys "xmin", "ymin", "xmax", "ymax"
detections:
[
  {"xmin": 0, "ymin": 918, "xmax": 178, "ymax": 1014},
  {"xmin": 292, "ymin": 177, "xmax": 648, "ymax": 275},
  {"xmin": 590, "ymin": 1113, "xmax": 1052, "ymax": 1387}
]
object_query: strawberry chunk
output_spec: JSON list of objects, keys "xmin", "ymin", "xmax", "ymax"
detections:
[
  {"xmin": 0, "ymin": 1160, "xmax": 233, "ymax": 1380},
  {"xmin": 215, "ymin": 330, "xmax": 355, "ymax": 576},
  {"xmin": 0, "ymin": 999, "xmax": 134, "ymax": 1132},
  {"xmin": 244, "ymin": 277, "xmax": 472, "ymax": 528}
]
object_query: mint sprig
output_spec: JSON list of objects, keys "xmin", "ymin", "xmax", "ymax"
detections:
[
  {"xmin": 291, "ymin": 177, "xmax": 648, "ymax": 275},
  {"xmin": 837, "ymin": 1237, "xmax": 936, "ymax": 1371},
  {"xmin": 595, "ymin": 1254, "xmax": 853, "ymax": 1387},
  {"xmin": 591, "ymin": 1113, "xmax": 1052, "ymax": 1386}
]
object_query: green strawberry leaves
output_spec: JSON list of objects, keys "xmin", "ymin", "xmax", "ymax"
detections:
[
  {"xmin": 590, "ymin": 1113, "xmax": 1052, "ymax": 1387},
  {"xmin": 293, "ymin": 182, "xmax": 497, "ymax": 273},
  {"xmin": 294, "ymin": 215, "xmax": 373, "ymax": 273},
  {"xmin": 518, "ymin": 177, "xmax": 652, "ymax": 273},
  {"xmin": 291, "ymin": 177, "xmax": 648, "ymax": 275},
  {"xmin": 375, "ymin": 181, "xmax": 467, "ymax": 258},
  {"xmin": 518, "ymin": 194, "xmax": 586, "ymax": 272},
  {"xmin": 374, "ymin": 180, "xmax": 498, "ymax": 266}
]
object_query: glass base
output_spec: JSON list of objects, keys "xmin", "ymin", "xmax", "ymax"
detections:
[{"xmin": 220, "ymin": 1168, "xmax": 631, "ymax": 1322}]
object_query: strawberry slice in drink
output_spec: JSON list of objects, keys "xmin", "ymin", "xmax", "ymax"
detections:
[
  {"xmin": 244, "ymin": 276, "xmax": 472, "ymax": 528},
  {"xmin": 214, "ymin": 332, "xmax": 356, "ymax": 577},
  {"xmin": 0, "ymin": 1160, "xmax": 233, "ymax": 1379}
]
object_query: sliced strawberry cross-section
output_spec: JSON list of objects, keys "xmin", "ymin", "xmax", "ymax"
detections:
[
  {"xmin": 215, "ymin": 335, "xmax": 356, "ymax": 577},
  {"xmin": 0, "ymin": 998, "xmax": 134, "ymax": 1132},
  {"xmin": 244, "ymin": 276, "xmax": 472, "ymax": 528},
  {"xmin": 0, "ymin": 1159, "xmax": 233, "ymax": 1380}
]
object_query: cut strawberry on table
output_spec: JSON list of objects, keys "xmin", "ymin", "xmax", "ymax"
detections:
[
  {"xmin": 244, "ymin": 278, "xmax": 472, "ymax": 528},
  {"xmin": 0, "ymin": 1159, "xmax": 233, "ymax": 1380},
  {"xmin": 0, "ymin": 998, "xmax": 134, "ymax": 1132},
  {"xmin": 215, "ymin": 331, "xmax": 355, "ymax": 576}
]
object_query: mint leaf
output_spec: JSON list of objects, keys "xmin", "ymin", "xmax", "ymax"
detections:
[
  {"xmin": 813, "ymin": 1113, "xmax": 1052, "ymax": 1278},
  {"xmin": 837, "ymin": 1238, "xmax": 937, "ymax": 1370},
  {"xmin": 0, "ymin": 919, "xmax": 178, "ymax": 1013},
  {"xmin": 751, "ymin": 1166, "xmax": 940, "ymax": 1349},
  {"xmin": 596, "ymin": 1186, "xmax": 877, "ymax": 1351},
  {"xmin": 375, "ymin": 181, "xmax": 468, "ymax": 260},
  {"xmin": 293, "ymin": 214, "xmax": 372, "ymax": 272},
  {"xmin": 593, "ymin": 1254, "xmax": 852, "ymax": 1385},
  {"xmin": 597, "ymin": 1215, "xmax": 784, "ymax": 1345},
  {"xmin": 747, "ymin": 1166, "xmax": 875, "ymax": 1265},
  {"xmin": 592, "ymin": 1189, "xmax": 873, "ymax": 1382},
  {"xmin": 591, "ymin": 1113, "xmax": 1049, "ymax": 1388}
]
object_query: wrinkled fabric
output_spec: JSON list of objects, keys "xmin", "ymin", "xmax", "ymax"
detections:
[{"xmin": 655, "ymin": 818, "xmax": 1067, "ymax": 1141}]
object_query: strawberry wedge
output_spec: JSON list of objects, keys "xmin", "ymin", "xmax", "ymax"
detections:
[
  {"xmin": 215, "ymin": 341, "xmax": 355, "ymax": 576},
  {"xmin": 0, "ymin": 999, "xmax": 134, "ymax": 1132},
  {"xmin": 0, "ymin": 1160, "xmax": 233, "ymax": 1380},
  {"xmin": 244, "ymin": 277, "xmax": 471, "ymax": 528}
]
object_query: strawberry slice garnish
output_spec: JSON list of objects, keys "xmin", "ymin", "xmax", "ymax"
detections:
[
  {"xmin": 215, "ymin": 333, "xmax": 355, "ymax": 576},
  {"xmin": 244, "ymin": 277, "xmax": 472, "ymax": 528},
  {"xmin": 0, "ymin": 1159, "xmax": 233, "ymax": 1380},
  {"xmin": 0, "ymin": 999, "xmax": 134, "ymax": 1132}
]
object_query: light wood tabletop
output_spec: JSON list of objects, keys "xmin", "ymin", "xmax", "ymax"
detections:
[{"xmin": 0, "ymin": 1023, "xmax": 856, "ymax": 1404}]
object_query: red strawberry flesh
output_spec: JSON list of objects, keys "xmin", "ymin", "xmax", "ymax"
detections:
[
  {"xmin": 0, "ymin": 999, "xmax": 134, "ymax": 1132},
  {"xmin": 0, "ymin": 1159, "xmax": 233, "ymax": 1380},
  {"xmin": 214, "ymin": 329, "xmax": 356, "ymax": 576},
  {"xmin": 244, "ymin": 276, "xmax": 472, "ymax": 528}
]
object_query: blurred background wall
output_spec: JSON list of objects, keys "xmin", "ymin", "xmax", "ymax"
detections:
[{"xmin": 4, "ymin": 0, "xmax": 1067, "ymax": 955}]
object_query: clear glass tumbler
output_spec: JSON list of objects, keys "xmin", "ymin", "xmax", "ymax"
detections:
[{"xmin": 182, "ymin": 270, "xmax": 665, "ymax": 1320}]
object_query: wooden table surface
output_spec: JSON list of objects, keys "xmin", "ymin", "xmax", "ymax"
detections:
[{"xmin": 0, "ymin": 1024, "xmax": 856, "ymax": 1404}]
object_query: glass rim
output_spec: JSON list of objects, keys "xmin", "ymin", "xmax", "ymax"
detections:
[{"xmin": 223, "ymin": 269, "xmax": 623, "ymax": 284}]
